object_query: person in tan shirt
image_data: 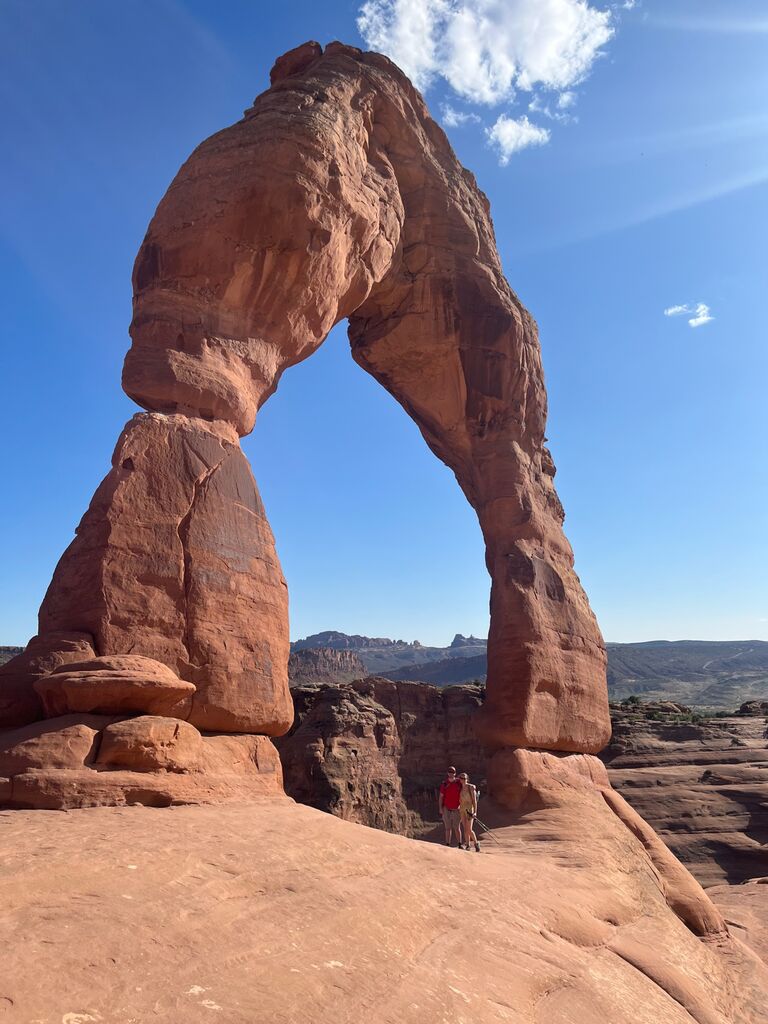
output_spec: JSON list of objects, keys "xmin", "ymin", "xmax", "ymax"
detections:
[{"xmin": 458, "ymin": 772, "xmax": 480, "ymax": 852}]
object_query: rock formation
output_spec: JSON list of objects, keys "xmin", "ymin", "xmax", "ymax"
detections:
[
  {"xmin": 281, "ymin": 682, "xmax": 768, "ymax": 895},
  {"xmin": 604, "ymin": 702, "xmax": 768, "ymax": 886},
  {"xmin": 1, "ymin": 37, "xmax": 610, "ymax": 807},
  {"xmin": 288, "ymin": 647, "xmax": 367, "ymax": 686},
  {"xmin": 277, "ymin": 679, "xmax": 484, "ymax": 832},
  {"xmin": 2, "ymin": 800, "xmax": 767, "ymax": 1024}
]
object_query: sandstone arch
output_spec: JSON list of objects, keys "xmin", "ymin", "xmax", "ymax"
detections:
[{"xmin": 0, "ymin": 40, "xmax": 609, "ymax": 801}]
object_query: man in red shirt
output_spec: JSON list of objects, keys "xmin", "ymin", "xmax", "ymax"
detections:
[{"xmin": 438, "ymin": 766, "xmax": 463, "ymax": 847}]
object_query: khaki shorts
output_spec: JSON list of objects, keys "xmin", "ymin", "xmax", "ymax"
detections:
[{"xmin": 442, "ymin": 808, "xmax": 461, "ymax": 829}]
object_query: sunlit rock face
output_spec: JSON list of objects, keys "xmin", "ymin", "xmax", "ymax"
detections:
[{"xmin": 1, "ymin": 39, "xmax": 608, "ymax": 808}]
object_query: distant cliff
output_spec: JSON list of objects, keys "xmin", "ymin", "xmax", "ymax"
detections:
[
  {"xmin": 0, "ymin": 647, "xmax": 22, "ymax": 668},
  {"xmin": 288, "ymin": 647, "xmax": 366, "ymax": 686},
  {"xmin": 290, "ymin": 632, "xmax": 768, "ymax": 707}
]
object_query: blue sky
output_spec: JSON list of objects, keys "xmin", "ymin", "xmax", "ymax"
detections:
[{"xmin": 1, "ymin": 0, "xmax": 766, "ymax": 647}]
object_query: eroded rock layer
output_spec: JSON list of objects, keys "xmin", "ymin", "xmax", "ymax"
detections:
[
  {"xmin": 604, "ymin": 706, "xmax": 768, "ymax": 886},
  {"xmin": 3, "ymin": 786, "xmax": 766, "ymax": 1023}
]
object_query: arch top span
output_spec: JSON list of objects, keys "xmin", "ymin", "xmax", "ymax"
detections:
[{"xmin": 0, "ymin": 42, "xmax": 609, "ymax": 787}]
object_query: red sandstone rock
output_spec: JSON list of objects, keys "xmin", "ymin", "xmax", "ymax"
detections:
[
  {"xmin": 0, "ymin": 714, "xmax": 107, "ymax": 773},
  {"xmin": 603, "ymin": 706, "xmax": 768, "ymax": 885},
  {"xmin": 34, "ymin": 655, "xmax": 195, "ymax": 717},
  {"xmin": 288, "ymin": 647, "xmax": 367, "ymax": 685},
  {"xmin": 97, "ymin": 716, "xmax": 203, "ymax": 772},
  {"xmin": 1, "ymin": 728, "xmax": 283, "ymax": 810},
  {"xmin": 1, "ymin": 802, "xmax": 766, "ymax": 1023},
  {"xmin": 36, "ymin": 414, "xmax": 292, "ymax": 735},
  {"xmin": 278, "ymin": 679, "xmax": 485, "ymax": 833},
  {"xmin": 486, "ymin": 746, "xmax": 726, "ymax": 939},
  {"xmin": 0, "ymin": 632, "xmax": 95, "ymax": 727}
]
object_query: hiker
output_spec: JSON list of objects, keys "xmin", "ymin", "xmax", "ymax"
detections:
[
  {"xmin": 438, "ymin": 766, "xmax": 463, "ymax": 847},
  {"xmin": 458, "ymin": 772, "xmax": 481, "ymax": 852}
]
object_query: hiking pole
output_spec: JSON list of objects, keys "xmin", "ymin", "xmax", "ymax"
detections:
[{"xmin": 472, "ymin": 815, "xmax": 502, "ymax": 846}]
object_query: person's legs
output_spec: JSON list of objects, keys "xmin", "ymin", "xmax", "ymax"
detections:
[
  {"xmin": 461, "ymin": 813, "xmax": 472, "ymax": 849},
  {"xmin": 442, "ymin": 807, "xmax": 452, "ymax": 844},
  {"xmin": 470, "ymin": 822, "xmax": 480, "ymax": 852},
  {"xmin": 449, "ymin": 809, "xmax": 462, "ymax": 847}
]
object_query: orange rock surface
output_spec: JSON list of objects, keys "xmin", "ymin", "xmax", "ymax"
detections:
[{"xmin": 1, "ymin": 792, "xmax": 766, "ymax": 1024}]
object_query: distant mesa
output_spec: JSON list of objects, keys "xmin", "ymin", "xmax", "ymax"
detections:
[
  {"xmin": 288, "ymin": 647, "xmax": 367, "ymax": 686},
  {"xmin": 290, "ymin": 632, "xmax": 768, "ymax": 708}
]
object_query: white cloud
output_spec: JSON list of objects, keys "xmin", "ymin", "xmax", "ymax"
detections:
[
  {"xmin": 441, "ymin": 104, "xmax": 481, "ymax": 127},
  {"xmin": 487, "ymin": 115, "xmax": 551, "ymax": 163},
  {"xmin": 357, "ymin": 0, "xmax": 447, "ymax": 93},
  {"xmin": 688, "ymin": 302, "xmax": 714, "ymax": 328},
  {"xmin": 358, "ymin": 0, "xmax": 613, "ymax": 102},
  {"xmin": 357, "ymin": 0, "xmax": 615, "ymax": 165},
  {"xmin": 663, "ymin": 302, "xmax": 714, "ymax": 328}
]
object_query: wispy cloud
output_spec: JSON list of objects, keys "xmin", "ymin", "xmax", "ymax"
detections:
[
  {"xmin": 357, "ymin": 0, "xmax": 616, "ymax": 163},
  {"xmin": 487, "ymin": 115, "xmax": 551, "ymax": 162},
  {"xmin": 664, "ymin": 302, "xmax": 714, "ymax": 328},
  {"xmin": 688, "ymin": 303, "xmax": 714, "ymax": 328},
  {"xmin": 441, "ymin": 104, "xmax": 481, "ymax": 128}
]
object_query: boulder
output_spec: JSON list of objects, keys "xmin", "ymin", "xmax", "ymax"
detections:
[
  {"xmin": 0, "ymin": 632, "xmax": 95, "ymax": 727},
  {"xmin": 97, "ymin": 716, "xmax": 203, "ymax": 772},
  {"xmin": 3, "ymin": 732, "xmax": 283, "ymax": 810},
  {"xmin": 0, "ymin": 714, "xmax": 108, "ymax": 773},
  {"xmin": 34, "ymin": 655, "xmax": 195, "ymax": 717}
]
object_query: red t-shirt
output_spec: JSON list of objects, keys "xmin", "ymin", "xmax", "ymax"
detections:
[{"xmin": 440, "ymin": 778, "xmax": 462, "ymax": 810}]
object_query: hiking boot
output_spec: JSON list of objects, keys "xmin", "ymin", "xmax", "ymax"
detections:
[{"xmin": 474, "ymin": 843, "xmax": 481, "ymax": 852}]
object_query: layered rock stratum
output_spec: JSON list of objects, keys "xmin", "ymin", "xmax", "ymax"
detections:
[
  {"xmin": 603, "ymin": 702, "xmax": 768, "ymax": 886},
  {"xmin": 288, "ymin": 647, "xmax": 367, "ymax": 686}
]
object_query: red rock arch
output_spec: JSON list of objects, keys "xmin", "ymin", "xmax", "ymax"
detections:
[{"xmin": 0, "ymin": 41, "xmax": 608, "ymax": 773}]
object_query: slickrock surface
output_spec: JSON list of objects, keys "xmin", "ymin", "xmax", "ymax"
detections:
[
  {"xmin": 710, "ymin": 879, "xmax": 768, "ymax": 966},
  {"xmin": 603, "ymin": 705, "xmax": 768, "ymax": 886},
  {"xmin": 277, "ymin": 679, "xmax": 484, "ymax": 833},
  {"xmin": 288, "ymin": 647, "xmax": 367, "ymax": 685},
  {"xmin": 1, "ymin": 797, "xmax": 766, "ymax": 1024}
]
